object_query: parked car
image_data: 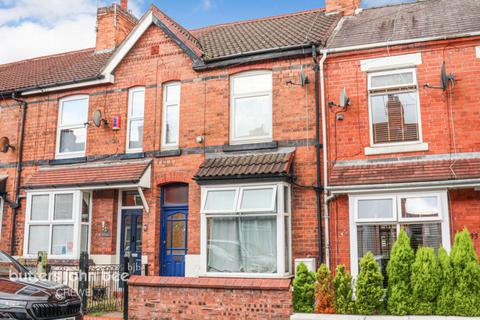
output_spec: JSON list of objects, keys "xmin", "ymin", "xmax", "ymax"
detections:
[{"xmin": 0, "ymin": 251, "xmax": 82, "ymax": 320}]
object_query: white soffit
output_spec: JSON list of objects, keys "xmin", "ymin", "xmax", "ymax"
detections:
[{"xmin": 360, "ymin": 53, "xmax": 422, "ymax": 72}]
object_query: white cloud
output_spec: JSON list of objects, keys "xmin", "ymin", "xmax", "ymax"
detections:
[
  {"xmin": 202, "ymin": 0, "xmax": 213, "ymax": 10},
  {"xmin": 0, "ymin": 0, "xmax": 143, "ymax": 64}
]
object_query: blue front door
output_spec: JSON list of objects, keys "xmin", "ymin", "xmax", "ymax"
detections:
[
  {"xmin": 120, "ymin": 209, "xmax": 143, "ymax": 275},
  {"xmin": 160, "ymin": 207, "xmax": 188, "ymax": 276}
]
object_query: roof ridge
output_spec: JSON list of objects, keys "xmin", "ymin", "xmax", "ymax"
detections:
[
  {"xmin": 361, "ymin": 0, "xmax": 427, "ymax": 11},
  {"xmin": 190, "ymin": 7, "xmax": 326, "ymax": 34},
  {"xmin": 0, "ymin": 48, "xmax": 96, "ymax": 68}
]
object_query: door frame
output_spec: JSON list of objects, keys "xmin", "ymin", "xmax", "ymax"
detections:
[
  {"xmin": 119, "ymin": 208, "xmax": 143, "ymax": 260},
  {"xmin": 159, "ymin": 185, "xmax": 189, "ymax": 276},
  {"xmin": 116, "ymin": 190, "xmax": 143, "ymax": 264}
]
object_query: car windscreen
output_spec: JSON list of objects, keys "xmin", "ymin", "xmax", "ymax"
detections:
[{"xmin": 0, "ymin": 251, "xmax": 29, "ymax": 278}]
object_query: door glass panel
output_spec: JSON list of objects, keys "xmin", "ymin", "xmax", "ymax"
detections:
[
  {"xmin": 164, "ymin": 185, "xmax": 188, "ymax": 206},
  {"xmin": 172, "ymin": 220, "xmax": 185, "ymax": 249},
  {"xmin": 135, "ymin": 216, "xmax": 143, "ymax": 253},
  {"xmin": 123, "ymin": 216, "xmax": 132, "ymax": 257}
]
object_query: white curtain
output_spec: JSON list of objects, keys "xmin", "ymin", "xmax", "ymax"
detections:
[{"xmin": 207, "ymin": 216, "xmax": 277, "ymax": 273}]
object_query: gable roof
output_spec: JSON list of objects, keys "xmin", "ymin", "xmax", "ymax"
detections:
[
  {"xmin": 0, "ymin": 49, "xmax": 112, "ymax": 96},
  {"xmin": 327, "ymin": 0, "xmax": 480, "ymax": 50}
]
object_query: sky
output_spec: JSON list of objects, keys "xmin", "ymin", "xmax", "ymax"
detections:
[{"xmin": 0, "ymin": 0, "xmax": 412, "ymax": 64}]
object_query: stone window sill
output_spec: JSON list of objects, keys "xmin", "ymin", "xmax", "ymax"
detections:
[{"xmin": 364, "ymin": 143, "xmax": 429, "ymax": 156}]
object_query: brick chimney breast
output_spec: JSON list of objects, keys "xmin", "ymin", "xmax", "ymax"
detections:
[
  {"xmin": 95, "ymin": 2, "xmax": 137, "ymax": 52},
  {"xmin": 325, "ymin": 0, "xmax": 361, "ymax": 15}
]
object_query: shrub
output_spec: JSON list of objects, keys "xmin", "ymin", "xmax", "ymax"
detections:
[
  {"xmin": 333, "ymin": 265, "xmax": 355, "ymax": 314},
  {"xmin": 293, "ymin": 263, "xmax": 316, "ymax": 313},
  {"xmin": 436, "ymin": 247, "xmax": 454, "ymax": 315},
  {"xmin": 315, "ymin": 264, "xmax": 335, "ymax": 313},
  {"xmin": 450, "ymin": 229, "xmax": 480, "ymax": 316},
  {"xmin": 355, "ymin": 252, "xmax": 384, "ymax": 315},
  {"xmin": 386, "ymin": 229, "xmax": 414, "ymax": 315},
  {"xmin": 411, "ymin": 247, "xmax": 442, "ymax": 315}
]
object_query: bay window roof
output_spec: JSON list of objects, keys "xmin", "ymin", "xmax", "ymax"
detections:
[{"xmin": 194, "ymin": 152, "xmax": 294, "ymax": 182}]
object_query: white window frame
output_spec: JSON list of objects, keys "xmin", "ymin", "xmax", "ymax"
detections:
[
  {"xmin": 349, "ymin": 190, "xmax": 451, "ymax": 279},
  {"xmin": 161, "ymin": 82, "xmax": 181, "ymax": 150},
  {"xmin": 80, "ymin": 191, "xmax": 93, "ymax": 255},
  {"xmin": 126, "ymin": 87, "xmax": 145, "ymax": 153},
  {"xmin": 367, "ymin": 68, "xmax": 423, "ymax": 148},
  {"xmin": 23, "ymin": 190, "xmax": 86, "ymax": 260},
  {"xmin": 230, "ymin": 70, "xmax": 273, "ymax": 145},
  {"xmin": 200, "ymin": 182, "xmax": 291, "ymax": 278},
  {"xmin": 55, "ymin": 95, "xmax": 89, "ymax": 159}
]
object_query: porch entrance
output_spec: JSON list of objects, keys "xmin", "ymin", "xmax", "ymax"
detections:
[
  {"xmin": 160, "ymin": 184, "xmax": 188, "ymax": 277},
  {"xmin": 120, "ymin": 209, "xmax": 143, "ymax": 275}
]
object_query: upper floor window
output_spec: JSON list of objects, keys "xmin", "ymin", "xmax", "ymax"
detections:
[
  {"xmin": 230, "ymin": 71, "xmax": 272, "ymax": 145},
  {"xmin": 162, "ymin": 82, "xmax": 181, "ymax": 150},
  {"xmin": 127, "ymin": 87, "xmax": 145, "ymax": 153},
  {"xmin": 368, "ymin": 69, "xmax": 421, "ymax": 146},
  {"xmin": 56, "ymin": 95, "xmax": 88, "ymax": 159}
]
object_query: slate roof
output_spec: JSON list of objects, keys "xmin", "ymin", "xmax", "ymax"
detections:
[
  {"xmin": 329, "ymin": 158, "xmax": 480, "ymax": 186},
  {"xmin": 194, "ymin": 152, "xmax": 294, "ymax": 181},
  {"xmin": 327, "ymin": 0, "xmax": 480, "ymax": 49},
  {"xmin": 24, "ymin": 160, "xmax": 151, "ymax": 189},
  {"xmin": 0, "ymin": 49, "xmax": 112, "ymax": 95}
]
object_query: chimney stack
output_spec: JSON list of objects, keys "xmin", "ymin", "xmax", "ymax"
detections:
[
  {"xmin": 95, "ymin": 2, "xmax": 137, "ymax": 52},
  {"xmin": 325, "ymin": 0, "xmax": 361, "ymax": 15}
]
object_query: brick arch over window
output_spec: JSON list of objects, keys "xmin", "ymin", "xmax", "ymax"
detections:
[{"xmin": 155, "ymin": 172, "xmax": 192, "ymax": 186}]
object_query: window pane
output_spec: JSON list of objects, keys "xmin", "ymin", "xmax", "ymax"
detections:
[
  {"xmin": 51, "ymin": 225, "xmax": 74, "ymax": 255},
  {"xmin": 165, "ymin": 104, "xmax": 179, "ymax": 145},
  {"xmin": 164, "ymin": 184, "xmax": 188, "ymax": 206},
  {"xmin": 128, "ymin": 119, "xmax": 144, "ymax": 150},
  {"xmin": 207, "ymin": 216, "xmax": 277, "ymax": 273},
  {"xmin": 285, "ymin": 216, "xmax": 290, "ymax": 273},
  {"xmin": 240, "ymin": 188, "xmax": 275, "ymax": 211},
  {"xmin": 80, "ymin": 225, "xmax": 89, "ymax": 253},
  {"xmin": 402, "ymin": 223, "xmax": 442, "ymax": 251},
  {"xmin": 234, "ymin": 95, "xmax": 271, "ymax": 139},
  {"xmin": 122, "ymin": 190, "xmax": 142, "ymax": 207},
  {"xmin": 233, "ymin": 73, "xmax": 272, "ymax": 95},
  {"xmin": 371, "ymin": 92, "xmax": 419, "ymax": 144},
  {"xmin": 204, "ymin": 190, "xmax": 236, "ymax": 211},
  {"xmin": 357, "ymin": 198, "xmax": 393, "ymax": 220},
  {"xmin": 59, "ymin": 128, "xmax": 86, "ymax": 153},
  {"xmin": 370, "ymin": 72, "xmax": 414, "ymax": 88},
  {"xmin": 165, "ymin": 84, "xmax": 180, "ymax": 103},
  {"xmin": 28, "ymin": 226, "xmax": 49, "ymax": 255},
  {"xmin": 130, "ymin": 89, "xmax": 145, "ymax": 117},
  {"xmin": 401, "ymin": 197, "xmax": 439, "ymax": 219},
  {"xmin": 54, "ymin": 194, "xmax": 73, "ymax": 220},
  {"xmin": 357, "ymin": 224, "xmax": 396, "ymax": 283},
  {"xmin": 31, "ymin": 195, "xmax": 49, "ymax": 221},
  {"xmin": 61, "ymin": 98, "xmax": 88, "ymax": 125},
  {"xmin": 82, "ymin": 192, "xmax": 90, "ymax": 223}
]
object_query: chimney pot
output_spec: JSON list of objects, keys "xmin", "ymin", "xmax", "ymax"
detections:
[
  {"xmin": 120, "ymin": 0, "xmax": 128, "ymax": 10},
  {"xmin": 326, "ymin": 0, "xmax": 361, "ymax": 16}
]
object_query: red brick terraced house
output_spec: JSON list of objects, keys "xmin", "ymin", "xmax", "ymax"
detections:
[{"xmin": 0, "ymin": 0, "xmax": 479, "ymax": 318}]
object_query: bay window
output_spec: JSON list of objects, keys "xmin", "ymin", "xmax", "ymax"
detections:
[
  {"xmin": 126, "ymin": 87, "xmax": 145, "ymax": 153},
  {"xmin": 368, "ymin": 69, "xmax": 421, "ymax": 145},
  {"xmin": 230, "ymin": 71, "xmax": 272, "ymax": 144},
  {"xmin": 201, "ymin": 183, "xmax": 291, "ymax": 277},
  {"xmin": 56, "ymin": 95, "xmax": 89, "ymax": 159},
  {"xmin": 349, "ymin": 191, "xmax": 450, "ymax": 280},
  {"xmin": 24, "ymin": 191, "xmax": 92, "ymax": 259}
]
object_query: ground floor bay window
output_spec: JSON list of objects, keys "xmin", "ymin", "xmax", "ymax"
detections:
[
  {"xmin": 23, "ymin": 190, "xmax": 91, "ymax": 259},
  {"xmin": 349, "ymin": 190, "xmax": 450, "ymax": 279},
  {"xmin": 200, "ymin": 182, "xmax": 291, "ymax": 277}
]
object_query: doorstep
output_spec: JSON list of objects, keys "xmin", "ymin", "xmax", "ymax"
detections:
[{"xmin": 291, "ymin": 314, "xmax": 478, "ymax": 320}]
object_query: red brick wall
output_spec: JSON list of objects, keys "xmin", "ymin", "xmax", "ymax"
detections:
[
  {"xmin": 449, "ymin": 189, "xmax": 480, "ymax": 252},
  {"xmin": 96, "ymin": 5, "xmax": 137, "ymax": 52},
  {"xmin": 128, "ymin": 276, "xmax": 292, "ymax": 320},
  {"xmin": 91, "ymin": 190, "xmax": 118, "ymax": 255}
]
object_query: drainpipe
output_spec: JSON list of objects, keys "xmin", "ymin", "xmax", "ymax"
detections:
[
  {"xmin": 313, "ymin": 45, "xmax": 324, "ymax": 265},
  {"xmin": 9, "ymin": 94, "xmax": 27, "ymax": 255},
  {"xmin": 319, "ymin": 51, "xmax": 330, "ymax": 268}
]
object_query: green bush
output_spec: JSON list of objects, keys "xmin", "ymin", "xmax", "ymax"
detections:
[
  {"xmin": 436, "ymin": 247, "xmax": 454, "ymax": 315},
  {"xmin": 450, "ymin": 229, "xmax": 480, "ymax": 316},
  {"xmin": 333, "ymin": 265, "xmax": 355, "ymax": 314},
  {"xmin": 386, "ymin": 229, "xmax": 414, "ymax": 315},
  {"xmin": 293, "ymin": 263, "xmax": 316, "ymax": 313},
  {"xmin": 355, "ymin": 252, "xmax": 384, "ymax": 315},
  {"xmin": 315, "ymin": 264, "xmax": 334, "ymax": 313},
  {"xmin": 411, "ymin": 247, "xmax": 441, "ymax": 315}
]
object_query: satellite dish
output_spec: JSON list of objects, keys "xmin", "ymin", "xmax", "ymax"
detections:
[
  {"xmin": 0, "ymin": 137, "xmax": 14, "ymax": 153},
  {"xmin": 92, "ymin": 110, "xmax": 108, "ymax": 127},
  {"xmin": 440, "ymin": 62, "xmax": 449, "ymax": 90},
  {"xmin": 339, "ymin": 88, "xmax": 351, "ymax": 108}
]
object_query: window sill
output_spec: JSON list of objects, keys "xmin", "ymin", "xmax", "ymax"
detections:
[
  {"xmin": 223, "ymin": 141, "xmax": 278, "ymax": 152},
  {"xmin": 364, "ymin": 143, "xmax": 429, "ymax": 156},
  {"xmin": 119, "ymin": 152, "xmax": 145, "ymax": 160},
  {"xmin": 49, "ymin": 157, "xmax": 87, "ymax": 166},
  {"xmin": 153, "ymin": 149, "xmax": 181, "ymax": 158}
]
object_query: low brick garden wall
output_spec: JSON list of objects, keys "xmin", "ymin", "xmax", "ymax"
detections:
[{"xmin": 128, "ymin": 276, "xmax": 292, "ymax": 320}]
